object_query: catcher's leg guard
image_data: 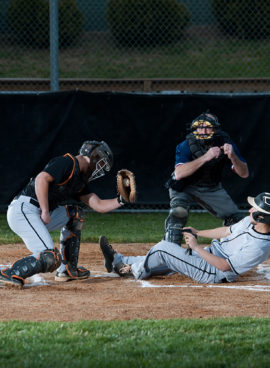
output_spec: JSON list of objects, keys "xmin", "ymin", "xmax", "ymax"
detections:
[
  {"xmin": 0, "ymin": 248, "xmax": 61, "ymax": 288},
  {"xmin": 60, "ymin": 205, "xmax": 89, "ymax": 279},
  {"xmin": 164, "ymin": 206, "xmax": 189, "ymax": 245}
]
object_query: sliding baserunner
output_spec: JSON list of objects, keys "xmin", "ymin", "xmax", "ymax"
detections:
[{"xmin": 99, "ymin": 192, "xmax": 270, "ymax": 284}]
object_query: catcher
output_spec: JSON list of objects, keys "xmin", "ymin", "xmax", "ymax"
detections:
[{"xmin": 0, "ymin": 140, "xmax": 136, "ymax": 288}]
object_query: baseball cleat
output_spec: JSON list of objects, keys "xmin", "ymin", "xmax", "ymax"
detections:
[
  {"xmin": 113, "ymin": 262, "xmax": 133, "ymax": 277},
  {"xmin": 55, "ymin": 267, "xmax": 90, "ymax": 282},
  {"xmin": 77, "ymin": 266, "xmax": 90, "ymax": 279},
  {"xmin": 99, "ymin": 235, "xmax": 116, "ymax": 272},
  {"xmin": 0, "ymin": 268, "xmax": 24, "ymax": 289}
]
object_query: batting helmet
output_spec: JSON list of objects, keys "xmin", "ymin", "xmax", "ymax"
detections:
[
  {"xmin": 248, "ymin": 192, "xmax": 270, "ymax": 224},
  {"xmin": 190, "ymin": 112, "xmax": 220, "ymax": 140},
  {"xmin": 79, "ymin": 140, "xmax": 113, "ymax": 182}
]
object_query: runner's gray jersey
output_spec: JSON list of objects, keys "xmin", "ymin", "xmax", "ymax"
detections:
[{"xmin": 210, "ymin": 216, "xmax": 270, "ymax": 281}]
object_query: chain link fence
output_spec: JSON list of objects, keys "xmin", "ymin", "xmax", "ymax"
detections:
[{"xmin": 1, "ymin": 0, "xmax": 270, "ymax": 92}]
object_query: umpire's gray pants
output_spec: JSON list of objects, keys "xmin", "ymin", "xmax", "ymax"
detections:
[{"xmin": 170, "ymin": 184, "xmax": 240, "ymax": 219}]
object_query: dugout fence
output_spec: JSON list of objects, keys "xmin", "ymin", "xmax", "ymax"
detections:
[{"xmin": 0, "ymin": 0, "xmax": 270, "ymax": 92}]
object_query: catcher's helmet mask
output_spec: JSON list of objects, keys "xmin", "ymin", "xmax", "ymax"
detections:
[
  {"xmin": 191, "ymin": 112, "xmax": 220, "ymax": 141},
  {"xmin": 79, "ymin": 140, "xmax": 113, "ymax": 182},
  {"xmin": 248, "ymin": 192, "xmax": 270, "ymax": 224}
]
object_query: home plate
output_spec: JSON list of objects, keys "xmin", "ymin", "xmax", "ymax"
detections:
[
  {"xmin": 25, "ymin": 274, "xmax": 49, "ymax": 287},
  {"xmin": 90, "ymin": 271, "xmax": 120, "ymax": 278}
]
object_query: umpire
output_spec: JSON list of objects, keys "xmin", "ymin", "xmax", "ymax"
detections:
[{"xmin": 164, "ymin": 112, "xmax": 249, "ymax": 245}]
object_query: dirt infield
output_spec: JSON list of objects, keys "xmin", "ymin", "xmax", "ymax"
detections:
[{"xmin": 0, "ymin": 242, "xmax": 269, "ymax": 321}]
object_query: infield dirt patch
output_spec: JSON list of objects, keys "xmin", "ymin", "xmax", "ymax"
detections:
[{"xmin": 0, "ymin": 242, "xmax": 269, "ymax": 321}]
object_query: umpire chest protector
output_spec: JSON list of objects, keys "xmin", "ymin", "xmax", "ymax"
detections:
[
  {"xmin": 168, "ymin": 130, "xmax": 232, "ymax": 191},
  {"xmin": 186, "ymin": 130, "xmax": 231, "ymax": 186}
]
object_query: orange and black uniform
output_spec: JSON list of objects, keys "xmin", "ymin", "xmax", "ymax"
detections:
[{"xmin": 21, "ymin": 153, "xmax": 91, "ymax": 210}]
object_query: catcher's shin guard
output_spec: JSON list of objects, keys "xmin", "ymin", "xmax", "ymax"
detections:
[
  {"xmin": 163, "ymin": 207, "xmax": 188, "ymax": 245},
  {"xmin": 0, "ymin": 248, "xmax": 61, "ymax": 288},
  {"xmin": 60, "ymin": 205, "xmax": 87, "ymax": 279}
]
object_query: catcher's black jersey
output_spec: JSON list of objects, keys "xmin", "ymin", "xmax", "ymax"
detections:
[{"xmin": 21, "ymin": 153, "xmax": 91, "ymax": 210}]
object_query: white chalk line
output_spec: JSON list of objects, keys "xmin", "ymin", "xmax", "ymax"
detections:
[
  {"xmin": 1, "ymin": 264, "xmax": 270, "ymax": 291},
  {"xmin": 137, "ymin": 262, "xmax": 270, "ymax": 291},
  {"xmin": 137, "ymin": 280, "xmax": 270, "ymax": 292}
]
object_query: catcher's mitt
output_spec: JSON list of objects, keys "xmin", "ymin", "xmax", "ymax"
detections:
[{"xmin": 117, "ymin": 169, "xmax": 136, "ymax": 203}]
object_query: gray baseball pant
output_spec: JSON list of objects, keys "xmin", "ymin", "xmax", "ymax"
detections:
[
  {"xmin": 114, "ymin": 240, "xmax": 228, "ymax": 284},
  {"xmin": 7, "ymin": 196, "xmax": 69, "ymax": 258}
]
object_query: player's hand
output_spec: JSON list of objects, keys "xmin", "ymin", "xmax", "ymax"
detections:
[
  {"xmin": 183, "ymin": 226, "xmax": 198, "ymax": 235},
  {"xmin": 221, "ymin": 143, "xmax": 234, "ymax": 160},
  {"xmin": 183, "ymin": 231, "xmax": 198, "ymax": 250},
  {"xmin": 204, "ymin": 146, "xmax": 221, "ymax": 161},
  {"xmin": 41, "ymin": 210, "xmax": 51, "ymax": 224}
]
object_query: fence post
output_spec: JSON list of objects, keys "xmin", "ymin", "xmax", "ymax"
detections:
[{"xmin": 50, "ymin": 0, "xmax": 59, "ymax": 92}]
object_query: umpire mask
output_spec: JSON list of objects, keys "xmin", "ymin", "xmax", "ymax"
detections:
[
  {"xmin": 191, "ymin": 112, "xmax": 220, "ymax": 141},
  {"xmin": 79, "ymin": 140, "xmax": 113, "ymax": 182},
  {"xmin": 248, "ymin": 192, "xmax": 270, "ymax": 224}
]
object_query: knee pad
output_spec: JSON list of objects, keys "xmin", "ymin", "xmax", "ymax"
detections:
[
  {"xmin": 164, "ymin": 207, "xmax": 188, "ymax": 231},
  {"xmin": 164, "ymin": 208, "xmax": 188, "ymax": 245},
  {"xmin": 170, "ymin": 206, "xmax": 189, "ymax": 219},
  {"xmin": 38, "ymin": 248, "xmax": 61, "ymax": 273}
]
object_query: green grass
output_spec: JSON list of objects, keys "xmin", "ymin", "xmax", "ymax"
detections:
[
  {"xmin": 0, "ymin": 211, "xmax": 232, "ymax": 245},
  {"xmin": 1, "ymin": 36, "xmax": 270, "ymax": 78},
  {"xmin": 0, "ymin": 318, "xmax": 269, "ymax": 368},
  {"xmin": 0, "ymin": 212, "xmax": 266, "ymax": 368}
]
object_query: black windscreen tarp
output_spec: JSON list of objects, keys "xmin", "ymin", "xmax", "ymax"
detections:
[{"xmin": 1, "ymin": 90, "xmax": 269, "ymax": 209}]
